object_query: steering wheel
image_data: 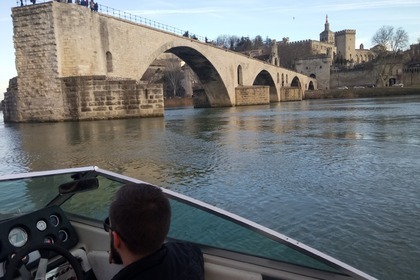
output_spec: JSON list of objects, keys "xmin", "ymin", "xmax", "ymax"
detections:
[{"xmin": 4, "ymin": 243, "xmax": 84, "ymax": 280}]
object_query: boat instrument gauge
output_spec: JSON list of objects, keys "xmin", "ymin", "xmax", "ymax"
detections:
[
  {"xmin": 49, "ymin": 214, "xmax": 60, "ymax": 227},
  {"xmin": 8, "ymin": 227, "xmax": 28, "ymax": 248},
  {"xmin": 58, "ymin": 230, "xmax": 69, "ymax": 242},
  {"xmin": 36, "ymin": 220, "xmax": 47, "ymax": 231},
  {"xmin": 44, "ymin": 236, "xmax": 55, "ymax": 244}
]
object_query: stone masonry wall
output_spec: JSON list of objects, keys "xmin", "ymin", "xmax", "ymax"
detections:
[
  {"xmin": 61, "ymin": 76, "xmax": 163, "ymax": 120},
  {"xmin": 235, "ymin": 86, "xmax": 269, "ymax": 106},
  {"xmin": 3, "ymin": 78, "xmax": 19, "ymax": 121},
  {"xmin": 403, "ymin": 71, "xmax": 420, "ymax": 87},
  {"xmin": 330, "ymin": 69, "xmax": 376, "ymax": 88},
  {"xmin": 280, "ymin": 88, "xmax": 302, "ymax": 101},
  {"xmin": 10, "ymin": 3, "xmax": 64, "ymax": 122},
  {"xmin": 5, "ymin": 2, "xmax": 163, "ymax": 122}
]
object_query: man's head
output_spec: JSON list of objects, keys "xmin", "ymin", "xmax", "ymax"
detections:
[{"xmin": 108, "ymin": 183, "xmax": 171, "ymax": 262}]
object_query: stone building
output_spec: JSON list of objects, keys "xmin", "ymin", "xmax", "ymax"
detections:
[
  {"xmin": 278, "ymin": 38, "xmax": 335, "ymax": 70},
  {"xmin": 295, "ymin": 56, "xmax": 332, "ymax": 90},
  {"xmin": 403, "ymin": 43, "xmax": 420, "ymax": 86},
  {"xmin": 225, "ymin": 16, "xmax": 378, "ymax": 90},
  {"xmin": 275, "ymin": 16, "xmax": 376, "ymax": 89},
  {"xmin": 242, "ymin": 16, "xmax": 416, "ymax": 90},
  {"xmin": 279, "ymin": 16, "xmax": 374, "ymax": 70},
  {"xmin": 335, "ymin": 30, "xmax": 374, "ymax": 64}
]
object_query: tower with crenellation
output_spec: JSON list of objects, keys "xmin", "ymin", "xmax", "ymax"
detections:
[{"xmin": 335, "ymin": 29, "xmax": 356, "ymax": 62}]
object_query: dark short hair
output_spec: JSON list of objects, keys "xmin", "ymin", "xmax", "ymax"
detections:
[{"xmin": 109, "ymin": 183, "xmax": 171, "ymax": 255}]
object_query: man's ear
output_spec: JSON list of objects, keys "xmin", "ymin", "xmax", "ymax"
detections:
[{"xmin": 112, "ymin": 231, "xmax": 122, "ymax": 248}]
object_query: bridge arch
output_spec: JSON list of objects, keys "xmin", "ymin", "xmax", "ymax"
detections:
[
  {"xmin": 291, "ymin": 76, "xmax": 301, "ymax": 88},
  {"xmin": 308, "ymin": 81, "xmax": 315, "ymax": 90},
  {"xmin": 252, "ymin": 70, "xmax": 279, "ymax": 102},
  {"xmin": 146, "ymin": 43, "xmax": 232, "ymax": 107}
]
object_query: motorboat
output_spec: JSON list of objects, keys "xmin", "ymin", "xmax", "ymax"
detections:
[{"xmin": 0, "ymin": 166, "xmax": 377, "ymax": 280}]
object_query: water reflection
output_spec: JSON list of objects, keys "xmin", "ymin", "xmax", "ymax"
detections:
[{"xmin": 1, "ymin": 96, "xmax": 420, "ymax": 280}]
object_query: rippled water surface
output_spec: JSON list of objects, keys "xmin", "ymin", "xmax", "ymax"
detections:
[{"xmin": 1, "ymin": 96, "xmax": 420, "ymax": 280}]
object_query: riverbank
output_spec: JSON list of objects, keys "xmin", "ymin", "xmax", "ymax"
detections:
[
  {"xmin": 164, "ymin": 88, "xmax": 420, "ymax": 108},
  {"xmin": 305, "ymin": 87, "xmax": 420, "ymax": 99}
]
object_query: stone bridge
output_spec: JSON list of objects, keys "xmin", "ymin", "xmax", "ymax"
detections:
[{"xmin": 4, "ymin": 1, "xmax": 317, "ymax": 122}]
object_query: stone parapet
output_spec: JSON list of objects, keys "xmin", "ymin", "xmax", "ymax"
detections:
[{"xmin": 335, "ymin": 29, "xmax": 356, "ymax": 36}]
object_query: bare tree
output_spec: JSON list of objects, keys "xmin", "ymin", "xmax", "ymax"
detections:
[
  {"xmin": 215, "ymin": 35, "xmax": 239, "ymax": 50},
  {"xmin": 393, "ymin": 28, "xmax": 410, "ymax": 51},
  {"xmin": 372, "ymin": 26, "xmax": 409, "ymax": 52},
  {"xmin": 371, "ymin": 26, "xmax": 409, "ymax": 87},
  {"xmin": 163, "ymin": 58, "xmax": 184, "ymax": 98},
  {"xmin": 215, "ymin": 34, "xmax": 274, "ymax": 51}
]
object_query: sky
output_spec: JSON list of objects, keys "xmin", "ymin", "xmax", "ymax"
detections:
[{"xmin": 1, "ymin": 0, "xmax": 419, "ymax": 100}]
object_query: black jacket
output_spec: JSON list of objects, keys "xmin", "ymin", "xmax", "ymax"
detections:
[{"xmin": 111, "ymin": 242, "xmax": 204, "ymax": 280}]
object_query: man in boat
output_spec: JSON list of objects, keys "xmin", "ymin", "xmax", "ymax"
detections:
[{"xmin": 105, "ymin": 183, "xmax": 204, "ymax": 280}]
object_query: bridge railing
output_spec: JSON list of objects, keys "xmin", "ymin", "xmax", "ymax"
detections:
[
  {"xmin": 15, "ymin": 0, "xmax": 207, "ymax": 42},
  {"xmin": 98, "ymin": 4, "xmax": 206, "ymax": 42}
]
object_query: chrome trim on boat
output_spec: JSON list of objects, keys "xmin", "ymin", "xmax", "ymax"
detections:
[{"xmin": 0, "ymin": 166, "xmax": 97, "ymax": 181}]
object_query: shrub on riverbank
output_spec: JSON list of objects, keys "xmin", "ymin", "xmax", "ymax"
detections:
[
  {"xmin": 164, "ymin": 97, "xmax": 193, "ymax": 108},
  {"xmin": 305, "ymin": 87, "xmax": 420, "ymax": 99}
]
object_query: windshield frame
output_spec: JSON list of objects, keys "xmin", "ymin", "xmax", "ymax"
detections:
[{"xmin": 0, "ymin": 166, "xmax": 375, "ymax": 280}]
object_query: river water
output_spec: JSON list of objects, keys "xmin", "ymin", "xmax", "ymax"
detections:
[{"xmin": 1, "ymin": 96, "xmax": 420, "ymax": 280}]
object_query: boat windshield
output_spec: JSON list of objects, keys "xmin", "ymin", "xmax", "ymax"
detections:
[
  {"xmin": 0, "ymin": 167, "xmax": 351, "ymax": 276},
  {"xmin": 0, "ymin": 173, "xmax": 73, "ymax": 221}
]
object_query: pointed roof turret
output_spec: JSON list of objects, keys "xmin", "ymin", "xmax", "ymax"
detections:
[
  {"xmin": 320, "ymin": 14, "xmax": 334, "ymax": 44},
  {"xmin": 325, "ymin": 15, "xmax": 330, "ymax": 31}
]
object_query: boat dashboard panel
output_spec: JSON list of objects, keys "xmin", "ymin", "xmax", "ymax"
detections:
[{"xmin": 0, "ymin": 205, "xmax": 79, "ymax": 263}]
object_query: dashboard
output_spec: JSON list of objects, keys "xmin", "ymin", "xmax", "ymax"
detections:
[{"xmin": 0, "ymin": 206, "xmax": 79, "ymax": 263}]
